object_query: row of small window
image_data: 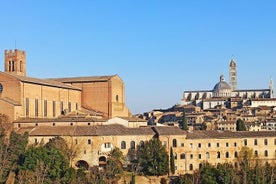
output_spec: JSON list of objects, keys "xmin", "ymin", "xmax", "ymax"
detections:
[
  {"xmin": 188, "ymin": 162, "xmax": 241, "ymax": 171},
  {"xmin": 8, "ymin": 60, "xmax": 23, "ymax": 72},
  {"xmin": 172, "ymin": 138, "xmax": 276, "ymax": 148},
  {"xmin": 172, "ymin": 139, "xmax": 237, "ymax": 148},
  {"xmin": 120, "ymin": 141, "xmax": 144, "ymax": 150},
  {"xmin": 244, "ymin": 138, "xmax": 276, "ymax": 146},
  {"xmin": 25, "ymin": 98, "xmax": 78, "ymax": 117},
  {"xmin": 178, "ymin": 150, "xmax": 273, "ymax": 160},
  {"xmin": 178, "ymin": 151, "xmax": 238, "ymax": 160}
]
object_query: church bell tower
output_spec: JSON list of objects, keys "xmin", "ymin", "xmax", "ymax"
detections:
[
  {"xmin": 4, "ymin": 49, "xmax": 26, "ymax": 76},
  {"xmin": 229, "ymin": 59, "xmax": 237, "ymax": 90}
]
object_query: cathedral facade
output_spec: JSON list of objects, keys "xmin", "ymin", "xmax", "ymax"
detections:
[
  {"xmin": 0, "ymin": 49, "xmax": 131, "ymax": 122},
  {"xmin": 181, "ymin": 60, "xmax": 274, "ymax": 110}
]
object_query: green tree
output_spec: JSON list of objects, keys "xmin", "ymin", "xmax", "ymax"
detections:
[
  {"xmin": 181, "ymin": 111, "xmax": 189, "ymax": 130},
  {"xmin": 170, "ymin": 147, "xmax": 175, "ymax": 175},
  {"xmin": 0, "ymin": 122, "xmax": 28, "ymax": 183},
  {"xmin": 130, "ymin": 172, "xmax": 135, "ymax": 184},
  {"xmin": 215, "ymin": 163, "xmax": 239, "ymax": 184},
  {"xmin": 237, "ymin": 147, "xmax": 254, "ymax": 184},
  {"xmin": 20, "ymin": 145, "xmax": 69, "ymax": 183},
  {"xmin": 171, "ymin": 174, "xmax": 193, "ymax": 184},
  {"xmin": 236, "ymin": 119, "xmax": 246, "ymax": 131},
  {"xmin": 198, "ymin": 162, "xmax": 217, "ymax": 184},
  {"xmin": 137, "ymin": 137, "xmax": 168, "ymax": 176},
  {"xmin": 105, "ymin": 147, "xmax": 125, "ymax": 182}
]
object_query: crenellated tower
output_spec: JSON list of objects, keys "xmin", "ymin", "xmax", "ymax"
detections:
[
  {"xmin": 4, "ymin": 49, "xmax": 26, "ymax": 76},
  {"xmin": 229, "ymin": 59, "xmax": 237, "ymax": 90}
]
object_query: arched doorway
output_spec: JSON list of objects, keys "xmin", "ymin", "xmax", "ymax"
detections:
[
  {"xmin": 76, "ymin": 160, "xmax": 89, "ymax": 170},
  {"xmin": 99, "ymin": 156, "xmax": 107, "ymax": 167}
]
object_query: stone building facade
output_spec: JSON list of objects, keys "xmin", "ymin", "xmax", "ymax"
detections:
[{"xmin": 23, "ymin": 125, "xmax": 276, "ymax": 174}]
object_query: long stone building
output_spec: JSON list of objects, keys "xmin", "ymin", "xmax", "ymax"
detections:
[
  {"xmin": 23, "ymin": 124, "xmax": 276, "ymax": 174},
  {"xmin": 0, "ymin": 49, "xmax": 131, "ymax": 122}
]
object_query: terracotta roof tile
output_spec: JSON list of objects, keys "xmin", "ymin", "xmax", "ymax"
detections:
[{"xmin": 25, "ymin": 124, "xmax": 155, "ymax": 136}]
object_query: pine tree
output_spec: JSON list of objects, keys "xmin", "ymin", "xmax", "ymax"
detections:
[
  {"xmin": 236, "ymin": 119, "xmax": 246, "ymax": 131},
  {"xmin": 181, "ymin": 110, "xmax": 189, "ymax": 130},
  {"xmin": 170, "ymin": 147, "xmax": 175, "ymax": 175}
]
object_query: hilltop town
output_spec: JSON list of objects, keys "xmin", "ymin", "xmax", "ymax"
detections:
[
  {"xmin": 0, "ymin": 49, "xmax": 275, "ymax": 183},
  {"xmin": 140, "ymin": 60, "xmax": 276, "ymax": 132}
]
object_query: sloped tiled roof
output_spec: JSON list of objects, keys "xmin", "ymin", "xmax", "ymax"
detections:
[
  {"xmin": 26, "ymin": 124, "xmax": 155, "ymax": 136},
  {"xmin": 153, "ymin": 126, "xmax": 186, "ymax": 135},
  {"xmin": 186, "ymin": 130, "xmax": 276, "ymax": 139},
  {"xmin": 50, "ymin": 75, "xmax": 116, "ymax": 83},
  {"xmin": 1, "ymin": 72, "xmax": 81, "ymax": 90}
]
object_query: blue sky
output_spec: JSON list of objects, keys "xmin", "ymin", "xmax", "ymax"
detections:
[{"xmin": 0, "ymin": 1, "xmax": 276, "ymax": 114}]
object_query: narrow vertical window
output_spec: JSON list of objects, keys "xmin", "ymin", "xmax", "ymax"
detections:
[
  {"xmin": 244, "ymin": 139, "xmax": 247, "ymax": 146},
  {"xmin": 35, "ymin": 99, "xmax": 38, "ymax": 117},
  {"xmin": 173, "ymin": 139, "xmax": 177, "ymax": 147},
  {"xmin": 121, "ymin": 141, "xmax": 126, "ymax": 149},
  {"xmin": 26, "ymin": 98, "xmax": 29, "ymax": 116},
  {"xmin": 53, "ymin": 101, "xmax": 56, "ymax": 117},
  {"xmin": 68, "ymin": 102, "xmax": 71, "ymax": 112},
  {"xmin": 8, "ymin": 61, "xmax": 11, "ymax": 71},
  {"xmin": 20, "ymin": 61, "xmax": 22, "ymax": 72},
  {"xmin": 76, "ymin": 103, "xmax": 78, "ymax": 110},
  {"xmin": 12, "ymin": 61, "xmax": 15, "ymax": 71},
  {"xmin": 189, "ymin": 164, "xmax": 193, "ymax": 171},
  {"xmin": 217, "ymin": 152, "xmax": 221, "ymax": 158},
  {"xmin": 44, "ymin": 100, "xmax": 47, "ymax": 117},
  {"xmin": 264, "ymin": 139, "xmax": 268, "ymax": 145},
  {"xmin": 60, "ymin": 101, "xmax": 64, "ymax": 114},
  {"xmin": 234, "ymin": 151, "xmax": 238, "ymax": 158},
  {"xmin": 130, "ymin": 141, "xmax": 135, "ymax": 149}
]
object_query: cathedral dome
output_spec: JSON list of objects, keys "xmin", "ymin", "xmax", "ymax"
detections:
[{"xmin": 213, "ymin": 75, "xmax": 232, "ymax": 97}]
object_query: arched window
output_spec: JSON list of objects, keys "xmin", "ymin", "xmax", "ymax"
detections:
[
  {"xmin": 189, "ymin": 164, "xmax": 193, "ymax": 171},
  {"xmin": 173, "ymin": 139, "xmax": 177, "ymax": 147},
  {"xmin": 264, "ymin": 150, "xmax": 268, "ymax": 157},
  {"xmin": 217, "ymin": 152, "xmax": 221, "ymax": 158},
  {"xmin": 234, "ymin": 151, "xmax": 238, "ymax": 158},
  {"xmin": 180, "ymin": 153, "xmax": 186, "ymax": 159},
  {"xmin": 116, "ymin": 95, "xmax": 119, "ymax": 102},
  {"xmin": 206, "ymin": 152, "xmax": 210, "ymax": 159},
  {"xmin": 226, "ymin": 152, "xmax": 229, "ymax": 158},
  {"xmin": 254, "ymin": 150, "xmax": 258, "ymax": 157},
  {"xmin": 121, "ymin": 141, "xmax": 126, "ymax": 149},
  {"xmin": 130, "ymin": 141, "xmax": 135, "ymax": 150}
]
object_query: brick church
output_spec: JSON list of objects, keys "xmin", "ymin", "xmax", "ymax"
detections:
[{"xmin": 0, "ymin": 49, "xmax": 131, "ymax": 123}]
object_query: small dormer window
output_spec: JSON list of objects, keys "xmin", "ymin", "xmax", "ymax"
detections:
[{"xmin": 0, "ymin": 83, "xmax": 3, "ymax": 93}]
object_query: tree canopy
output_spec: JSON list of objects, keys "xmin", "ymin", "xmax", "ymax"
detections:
[{"xmin": 137, "ymin": 137, "xmax": 169, "ymax": 176}]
